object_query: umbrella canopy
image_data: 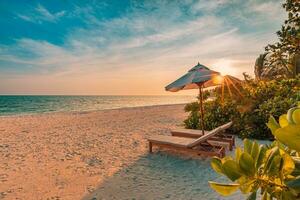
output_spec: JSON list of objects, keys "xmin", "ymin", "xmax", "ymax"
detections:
[
  {"xmin": 165, "ymin": 63, "xmax": 221, "ymax": 134},
  {"xmin": 165, "ymin": 63, "xmax": 220, "ymax": 92}
]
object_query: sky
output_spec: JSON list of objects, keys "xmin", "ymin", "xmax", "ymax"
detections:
[{"xmin": 0, "ymin": 0, "xmax": 286, "ymax": 95}]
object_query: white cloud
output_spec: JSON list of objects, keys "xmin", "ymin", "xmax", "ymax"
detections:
[
  {"xmin": 35, "ymin": 4, "xmax": 65, "ymax": 22},
  {"xmin": 17, "ymin": 4, "xmax": 65, "ymax": 23},
  {"xmin": 191, "ymin": 0, "xmax": 229, "ymax": 13},
  {"xmin": 1, "ymin": 0, "xmax": 286, "ymax": 94}
]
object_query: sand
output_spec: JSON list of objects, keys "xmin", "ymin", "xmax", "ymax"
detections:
[{"xmin": 0, "ymin": 104, "xmax": 243, "ymax": 200}]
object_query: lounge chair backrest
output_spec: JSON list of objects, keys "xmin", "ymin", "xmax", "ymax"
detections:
[
  {"xmin": 219, "ymin": 121, "xmax": 233, "ymax": 131},
  {"xmin": 187, "ymin": 121, "xmax": 233, "ymax": 148}
]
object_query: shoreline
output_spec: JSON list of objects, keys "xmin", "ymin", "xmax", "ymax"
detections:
[{"xmin": 0, "ymin": 103, "xmax": 189, "ymax": 118}]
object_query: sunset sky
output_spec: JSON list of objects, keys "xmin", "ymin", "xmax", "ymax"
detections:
[{"xmin": 0, "ymin": 0, "xmax": 285, "ymax": 95}]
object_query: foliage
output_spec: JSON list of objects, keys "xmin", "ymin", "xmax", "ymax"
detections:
[
  {"xmin": 239, "ymin": 96, "xmax": 295, "ymax": 139},
  {"xmin": 183, "ymin": 76, "xmax": 300, "ymax": 139},
  {"xmin": 264, "ymin": 0, "xmax": 300, "ymax": 78},
  {"xmin": 239, "ymin": 77, "xmax": 300, "ymax": 139},
  {"xmin": 209, "ymin": 105, "xmax": 300, "ymax": 199},
  {"xmin": 183, "ymin": 98, "xmax": 241, "ymax": 134}
]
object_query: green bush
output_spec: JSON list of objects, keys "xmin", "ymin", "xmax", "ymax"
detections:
[
  {"xmin": 183, "ymin": 76, "xmax": 300, "ymax": 139},
  {"xmin": 184, "ymin": 99, "xmax": 242, "ymax": 134},
  {"xmin": 239, "ymin": 96, "xmax": 296, "ymax": 139},
  {"xmin": 240, "ymin": 77, "xmax": 300, "ymax": 139}
]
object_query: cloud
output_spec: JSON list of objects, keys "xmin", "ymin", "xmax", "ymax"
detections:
[
  {"xmin": 17, "ymin": 4, "xmax": 65, "ymax": 23},
  {"xmin": 0, "ymin": 0, "xmax": 286, "ymax": 94},
  {"xmin": 250, "ymin": 0, "xmax": 285, "ymax": 20},
  {"xmin": 35, "ymin": 4, "xmax": 66, "ymax": 22},
  {"xmin": 191, "ymin": 0, "xmax": 229, "ymax": 13}
]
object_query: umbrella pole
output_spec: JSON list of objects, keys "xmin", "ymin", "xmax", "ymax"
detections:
[{"xmin": 198, "ymin": 84, "xmax": 205, "ymax": 135}]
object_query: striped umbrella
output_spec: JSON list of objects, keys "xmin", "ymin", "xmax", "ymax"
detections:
[{"xmin": 165, "ymin": 63, "xmax": 221, "ymax": 134}]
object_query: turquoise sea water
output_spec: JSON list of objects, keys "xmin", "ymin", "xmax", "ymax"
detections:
[{"xmin": 0, "ymin": 95, "xmax": 196, "ymax": 116}]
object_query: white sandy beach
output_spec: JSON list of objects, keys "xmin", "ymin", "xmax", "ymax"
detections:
[
  {"xmin": 0, "ymin": 104, "xmax": 243, "ymax": 200},
  {"xmin": 0, "ymin": 104, "xmax": 186, "ymax": 199}
]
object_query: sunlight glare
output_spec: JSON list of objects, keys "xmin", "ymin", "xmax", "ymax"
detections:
[{"xmin": 212, "ymin": 59, "xmax": 238, "ymax": 77}]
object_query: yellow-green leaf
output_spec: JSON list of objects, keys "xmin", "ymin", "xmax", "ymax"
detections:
[
  {"xmin": 264, "ymin": 147, "xmax": 279, "ymax": 174},
  {"xmin": 267, "ymin": 116, "xmax": 280, "ymax": 135},
  {"xmin": 292, "ymin": 108, "xmax": 300, "ymax": 124},
  {"xmin": 247, "ymin": 191, "xmax": 257, "ymax": 200},
  {"xmin": 211, "ymin": 157, "xmax": 223, "ymax": 174},
  {"xmin": 281, "ymin": 190, "xmax": 296, "ymax": 200},
  {"xmin": 250, "ymin": 141, "xmax": 259, "ymax": 161},
  {"xmin": 222, "ymin": 160, "xmax": 242, "ymax": 181},
  {"xmin": 282, "ymin": 154, "xmax": 295, "ymax": 175},
  {"xmin": 287, "ymin": 107, "xmax": 298, "ymax": 124},
  {"xmin": 274, "ymin": 125, "xmax": 300, "ymax": 152},
  {"xmin": 244, "ymin": 139, "xmax": 253, "ymax": 154},
  {"xmin": 279, "ymin": 114, "xmax": 289, "ymax": 128},
  {"xmin": 239, "ymin": 152, "xmax": 255, "ymax": 176},
  {"xmin": 238, "ymin": 177, "xmax": 256, "ymax": 194},
  {"xmin": 262, "ymin": 191, "xmax": 271, "ymax": 200},
  {"xmin": 209, "ymin": 181, "xmax": 239, "ymax": 196},
  {"xmin": 256, "ymin": 145, "xmax": 267, "ymax": 169},
  {"xmin": 235, "ymin": 147, "xmax": 242, "ymax": 164},
  {"xmin": 267, "ymin": 155, "xmax": 281, "ymax": 176}
]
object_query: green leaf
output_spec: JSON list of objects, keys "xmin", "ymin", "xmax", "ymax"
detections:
[
  {"xmin": 239, "ymin": 152, "xmax": 255, "ymax": 176},
  {"xmin": 274, "ymin": 125, "xmax": 300, "ymax": 152},
  {"xmin": 244, "ymin": 139, "xmax": 253, "ymax": 154},
  {"xmin": 211, "ymin": 157, "xmax": 223, "ymax": 175},
  {"xmin": 267, "ymin": 155, "xmax": 281, "ymax": 176},
  {"xmin": 291, "ymin": 157, "xmax": 300, "ymax": 176},
  {"xmin": 235, "ymin": 147, "xmax": 242, "ymax": 164},
  {"xmin": 286, "ymin": 176, "xmax": 300, "ymax": 191},
  {"xmin": 208, "ymin": 182, "xmax": 239, "ymax": 196},
  {"xmin": 222, "ymin": 160, "xmax": 242, "ymax": 181},
  {"xmin": 280, "ymin": 190, "xmax": 296, "ymax": 200},
  {"xmin": 247, "ymin": 191, "xmax": 256, "ymax": 200},
  {"xmin": 267, "ymin": 116, "xmax": 280, "ymax": 135},
  {"xmin": 264, "ymin": 147, "xmax": 279, "ymax": 174},
  {"xmin": 255, "ymin": 145, "xmax": 267, "ymax": 169},
  {"xmin": 250, "ymin": 141, "xmax": 259, "ymax": 162}
]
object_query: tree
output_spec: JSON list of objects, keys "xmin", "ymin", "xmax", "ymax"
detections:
[{"xmin": 265, "ymin": 0, "xmax": 300, "ymax": 78}]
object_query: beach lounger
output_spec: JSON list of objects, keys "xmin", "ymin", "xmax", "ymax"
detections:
[
  {"xmin": 148, "ymin": 122, "xmax": 233, "ymax": 158},
  {"xmin": 171, "ymin": 122, "xmax": 235, "ymax": 150}
]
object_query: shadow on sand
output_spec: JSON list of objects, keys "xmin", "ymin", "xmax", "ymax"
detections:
[{"xmin": 82, "ymin": 152, "xmax": 242, "ymax": 200}]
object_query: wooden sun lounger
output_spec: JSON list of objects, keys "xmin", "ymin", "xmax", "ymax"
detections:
[
  {"xmin": 147, "ymin": 122, "xmax": 233, "ymax": 158},
  {"xmin": 171, "ymin": 122, "xmax": 235, "ymax": 150}
]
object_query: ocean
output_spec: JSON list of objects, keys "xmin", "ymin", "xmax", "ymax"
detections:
[{"xmin": 0, "ymin": 95, "xmax": 196, "ymax": 116}]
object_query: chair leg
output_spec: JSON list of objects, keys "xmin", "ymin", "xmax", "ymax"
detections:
[
  {"xmin": 220, "ymin": 147, "xmax": 225, "ymax": 158},
  {"xmin": 232, "ymin": 136, "xmax": 235, "ymax": 146},
  {"xmin": 149, "ymin": 142, "xmax": 153, "ymax": 153},
  {"xmin": 229, "ymin": 143, "xmax": 233, "ymax": 151}
]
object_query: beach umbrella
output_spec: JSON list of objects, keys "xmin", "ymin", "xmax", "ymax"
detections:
[{"xmin": 165, "ymin": 63, "xmax": 221, "ymax": 134}]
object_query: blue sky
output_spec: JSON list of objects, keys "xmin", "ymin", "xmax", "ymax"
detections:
[{"xmin": 0, "ymin": 0, "xmax": 285, "ymax": 95}]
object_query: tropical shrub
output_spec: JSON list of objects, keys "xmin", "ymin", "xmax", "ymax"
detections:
[
  {"xmin": 184, "ymin": 98, "xmax": 242, "ymax": 134},
  {"xmin": 209, "ymin": 105, "xmax": 300, "ymax": 199},
  {"xmin": 183, "ymin": 76, "xmax": 300, "ymax": 139},
  {"xmin": 239, "ymin": 77, "xmax": 300, "ymax": 139}
]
